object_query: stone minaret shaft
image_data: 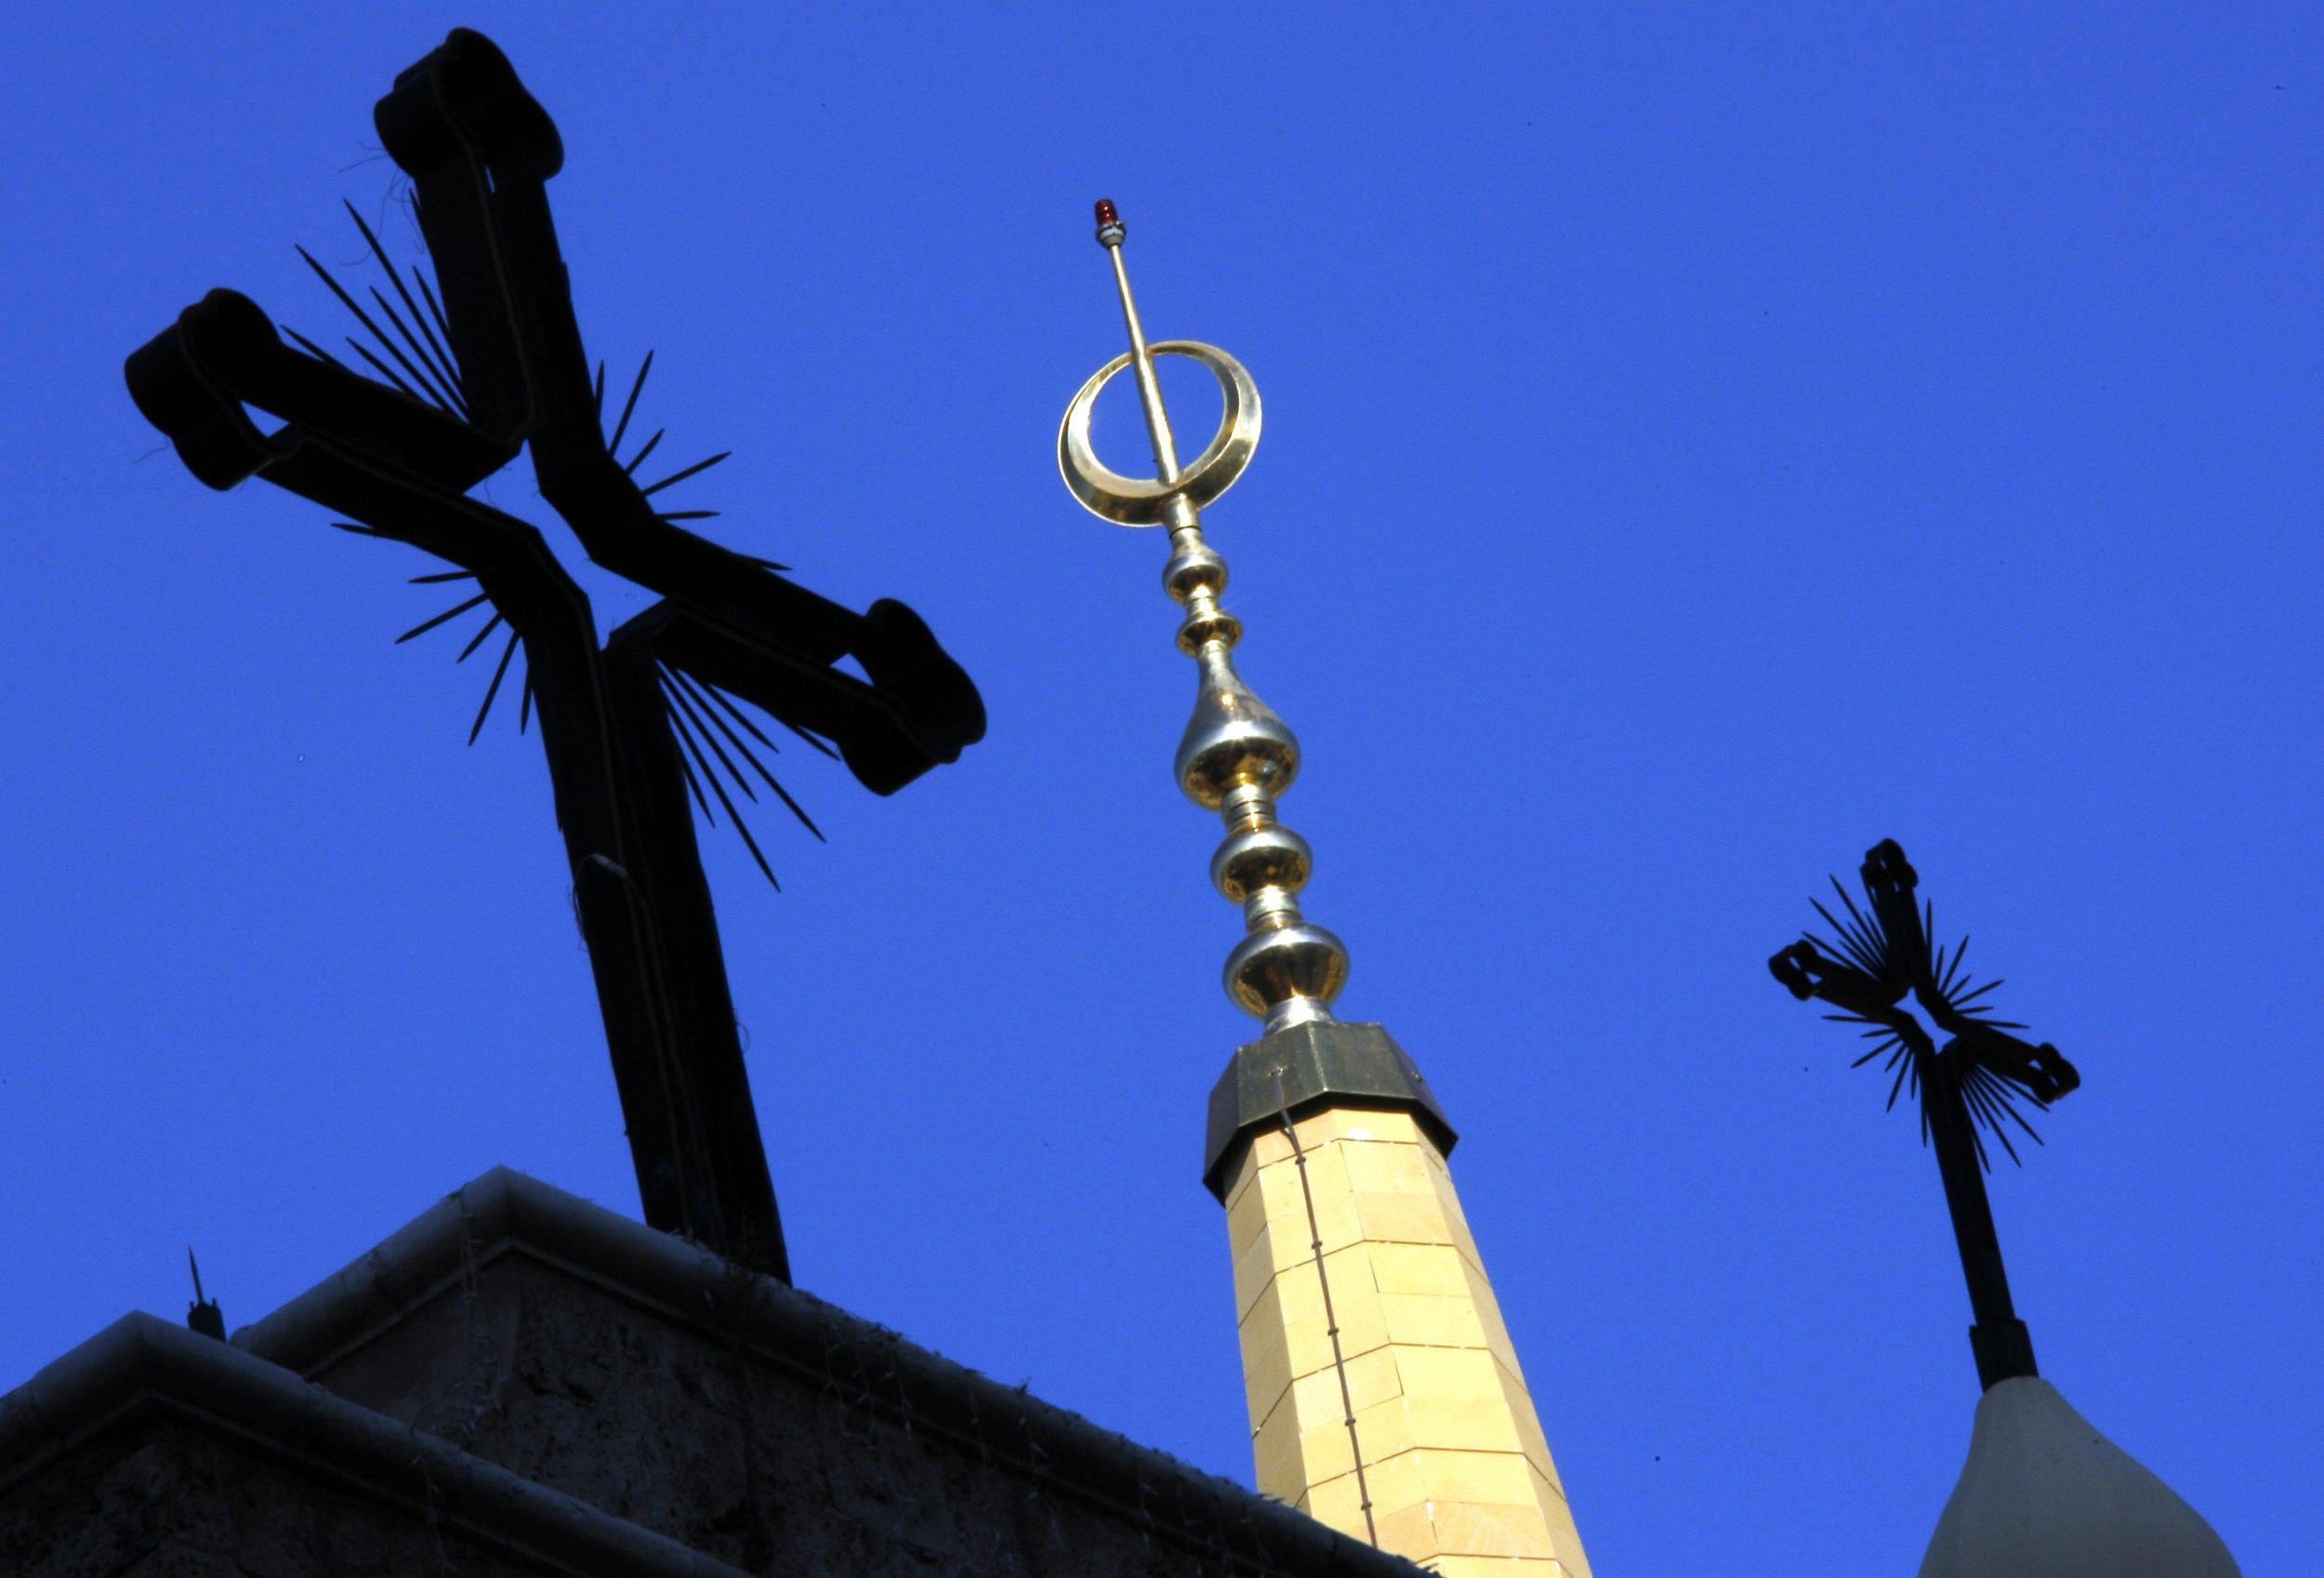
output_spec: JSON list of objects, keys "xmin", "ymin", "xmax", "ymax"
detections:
[{"xmin": 1063, "ymin": 203, "xmax": 1591, "ymax": 1577}]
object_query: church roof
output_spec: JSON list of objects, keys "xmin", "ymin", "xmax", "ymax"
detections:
[{"xmin": 3, "ymin": 1166, "xmax": 1419, "ymax": 1577}]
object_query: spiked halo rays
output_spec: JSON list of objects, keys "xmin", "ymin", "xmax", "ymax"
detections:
[
  {"xmin": 292, "ymin": 202, "xmax": 469, "ymax": 420},
  {"xmin": 304, "ymin": 204, "xmax": 818, "ymax": 889},
  {"xmin": 656, "ymin": 659, "xmax": 826, "ymax": 891},
  {"xmin": 1794, "ymin": 868, "xmax": 2057, "ymax": 1172}
]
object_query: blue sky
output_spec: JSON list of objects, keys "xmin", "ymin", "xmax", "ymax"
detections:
[{"xmin": 3, "ymin": 3, "xmax": 2317, "ymax": 1571}]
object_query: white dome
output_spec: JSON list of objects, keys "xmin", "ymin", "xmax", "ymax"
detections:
[{"xmin": 1921, "ymin": 1377, "xmax": 2238, "ymax": 1578}]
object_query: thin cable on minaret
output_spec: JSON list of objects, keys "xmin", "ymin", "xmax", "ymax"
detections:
[{"xmin": 1274, "ymin": 1072, "xmax": 1377, "ymax": 1547}]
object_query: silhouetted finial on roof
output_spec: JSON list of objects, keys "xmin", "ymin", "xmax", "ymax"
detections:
[{"xmin": 186, "ymin": 1247, "xmax": 224, "ymax": 1340}]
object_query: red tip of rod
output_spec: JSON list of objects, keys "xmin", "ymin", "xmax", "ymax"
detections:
[{"xmin": 1094, "ymin": 198, "xmax": 1120, "ymax": 227}]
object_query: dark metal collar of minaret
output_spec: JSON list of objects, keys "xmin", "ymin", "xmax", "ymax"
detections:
[
  {"xmin": 1059, "ymin": 202, "xmax": 1454, "ymax": 1198},
  {"xmin": 1770, "ymin": 839, "xmax": 2083, "ymax": 1390}
]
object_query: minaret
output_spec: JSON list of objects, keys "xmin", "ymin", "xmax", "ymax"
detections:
[{"xmin": 1059, "ymin": 202, "xmax": 1592, "ymax": 1578}]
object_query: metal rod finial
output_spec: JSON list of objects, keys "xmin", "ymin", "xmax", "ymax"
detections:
[
  {"xmin": 1094, "ymin": 198, "xmax": 1124, "ymax": 246},
  {"xmin": 186, "ymin": 1246, "xmax": 225, "ymax": 1340}
]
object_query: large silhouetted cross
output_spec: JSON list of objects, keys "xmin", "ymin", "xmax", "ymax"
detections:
[{"xmin": 125, "ymin": 30, "xmax": 985, "ymax": 1282}]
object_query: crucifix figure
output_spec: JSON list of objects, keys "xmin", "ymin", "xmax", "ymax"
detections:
[
  {"xmin": 1769, "ymin": 839, "xmax": 2080, "ymax": 1388},
  {"xmin": 124, "ymin": 30, "xmax": 984, "ymax": 1282}
]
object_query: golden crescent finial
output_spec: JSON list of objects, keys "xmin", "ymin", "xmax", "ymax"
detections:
[
  {"xmin": 1057, "ymin": 342, "xmax": 1261, "ymax": 526},
  {"xmin": 1059, "ymin": 200, "xmax": 1347, "ymax": 1032}
]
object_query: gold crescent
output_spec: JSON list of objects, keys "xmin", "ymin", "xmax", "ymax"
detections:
[{"xmin": 1057, "ymin": 340, "xmax": 1261, "ymax": 527}]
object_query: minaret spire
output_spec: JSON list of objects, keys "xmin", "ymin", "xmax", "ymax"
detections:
[{"xmin": 1062, "ymin": 202, "xmax": 1592, "ymax": 1578}]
